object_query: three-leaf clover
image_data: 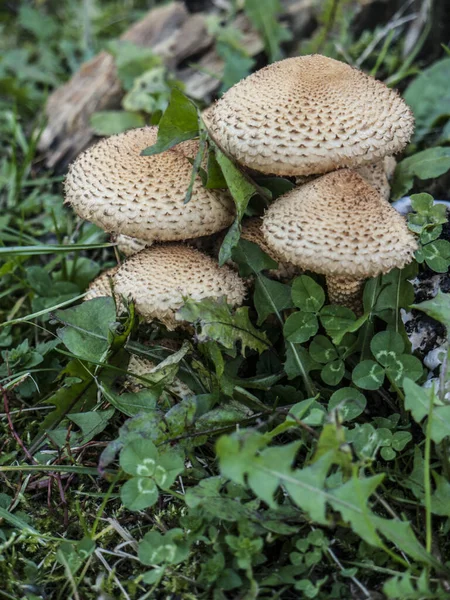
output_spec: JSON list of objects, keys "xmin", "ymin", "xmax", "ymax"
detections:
[
  {"xmin": 408, "ymin": 193, "xmax": 450, "ymax": 273},
  {"xmin": 309, "ymin": 334, "xmax": 356, "ymax": 386},
  {"xmin": 119, "ymin": 438, "xmax": 184, "ymax": 510},
  {"xmin": 352, "ymin": 331, "xmax": 422, "ymax": 391}
]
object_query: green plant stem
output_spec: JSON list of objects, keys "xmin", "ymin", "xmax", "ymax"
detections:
[
  {"xmin": 424, "ymin": 389, "xmax": 434, "ymax": 555},
  {"xmin": 255, "ymin": 273, "xmax": 316, "ymax": 397}
]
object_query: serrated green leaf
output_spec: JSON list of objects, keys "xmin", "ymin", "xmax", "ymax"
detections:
[
  {"xmin": 404, "ymin": 378, "xmax": 450, "ymax": 443},
  {"xmin": 412, "ymin": 290, "xmax": 450, "ymax": 329},
  {"xmin": 177, "ymin": 297, "xmax": 269, "ymax": 355},
  {"xmin": 329, "ymin": 474, "xmax": 385, "ymax": 547}
]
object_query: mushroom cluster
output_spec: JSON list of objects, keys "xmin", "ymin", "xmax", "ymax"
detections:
[
  {"xmin": 65, "ymin": 126, "xmax": 247, "ymax": 328},
  {"xmin": 66, "ymin": 53, "xmax": 418, "ymax": 325},
  {"xmin": 206, "ymin": 53, "xmax": 418, "ymax": 311}
]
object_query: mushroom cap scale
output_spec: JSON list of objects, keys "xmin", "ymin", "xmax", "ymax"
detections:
[
  {"xmin": 207, "ymin": 55, "xmax": 414, "ymax": 176},
  {"xmin": 262, "ymin": 169, "xmax": 417, "ymax": 279},
  {"xmin": 65, "ymin": 126, "xmax": 235, "ymax": 243},
  {"xmin": 113, "ymin": 244, "xmax": 246, "ymax": 329}
]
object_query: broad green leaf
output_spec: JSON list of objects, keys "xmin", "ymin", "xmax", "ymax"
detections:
[
  {"xmin": 90, "ymin": 110, "xmax": 145, "ymax": 136},
  {"xmin": 254, "ymin": 274, "xmax": 293, "ymax": 324},
  {"xmin": 67, "ymin": 408, "xmax": 114, "ymax": 444},
  {"xmin": 284, "ymin": 343, "xmax": 320, "ymax": 381},
  {"xmin": 107, "ymin": 40, "xmax": 161, "ymax": 90},
  {"xmin": 412, "ymin": 290, "xmax": 450, "ymax": 329},
  {"xmin": 54, "ymin": 296, "xmax": 116, "ymax": 363},
  {"xmin": 391, "ymin": 147, "xmax": 450, "ymax": 199},
  {"xmin": 404, "ymin": 58, "xmax": 450, "ymax": 142},
  {"xmin": 216, "ymin": 40, "xmax": 255, "ymax": 92},
  {"xmin": 284, "ymin": 311, "xmax": 318, "ymax": 344},
  {"xmin": 352, "ymin": 360, "xmax": 385, "ymax": 390},
  {"xmin": 328, "ymin": 388, "xmax": 367, "ymax": 422},
  {"xmin": 120, "ymin": 477, "xmax": 159, "ymax": 511},
  {"xmin": 232, "ymin": 239, "xmax": 277, "ymax": 277},
  {"xmin": 291, "ymin": 275, "xmax": 325, "ymax": 313},
  {"xmin": 430, "ymin": 473, "xmax": 450, "ymax": 517},
  {"xmin": 120, "ymin": 439, "xmax": 158, "ymax": 477},
  {"xmin": 177, "ymin": 297, "xmax": 269, "ymax": 354},
  {"xmin": 141, "ymin": 88, "xmax": 199, "ymax": 155},
  {"xmin": 101, "ymin": 387, "xmax": 158, "ymax": 418},
  {"xmin": 215, "ymin": 150, "xmax": 257, "ymax": 263}
]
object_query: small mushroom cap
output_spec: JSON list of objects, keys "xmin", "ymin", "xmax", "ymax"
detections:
[
  {"xmin": 65, "ymin": 126, "xmax": 235, "ymax": 243},
  {"xmin": 84, "ymin": 267, "xmax": 118, "ymax": 301},
  {"xmin": 262, "ymin": 169, "xmax": 417, "ymax": 279},
  {"xmin": 113, "ymin": 244, "xmax": 247, "ymax": 329},
  {"xmin": 207, "ymin": 55, "xmax": 414, "ymax": 176}
]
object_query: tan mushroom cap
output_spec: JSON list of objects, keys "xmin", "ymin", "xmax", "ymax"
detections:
[
  {"xmin": 113, "ymin": 244, "xmax": 247, "ymax": 329},
  {"xmin": 206, "ymin": 55, "xmax": 414, "ymax": 176},
  {"xmin": 262, "ymin": 169, "xmax": 417, "ymax": 279},
  {"xmin": 65, "ymin": 126, "xmax": 235, "ymax": 243},
  {"xmin": 84, "ymin": 267, "xmax": 118, "ymax": 301},
  {"xmin": 115, "ymin": 234, "xmax": 147, "ymax": 257}
]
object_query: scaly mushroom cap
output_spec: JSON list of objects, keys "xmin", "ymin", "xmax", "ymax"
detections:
[
  {"xmin": 84, "ymin": 267, "xmax": 118, "ymax": 301},
  {"xmin": 115, "ymin": 234, "xmax": 147, "ymax": 257},
  {"xmin": 206, "ymin": 55, "xmax": 414, "ymax": 176},
  {"xmin": 262, "ymin": 169, "xmax": 417, "ymax": 278},
  {"xmin": 241, "ymin": 217, "xmax": 300, "ymax": 280},
  {"xmin": 354, "ymin": 159, "xmax": 391, "ymax": 200},
  {"xmin": 65, "ymin": 126, "xmax": 235, "ymax": 243},
  {"xmin": 113, "ymin": 244, "xmax": 247, "ymax": 329}
]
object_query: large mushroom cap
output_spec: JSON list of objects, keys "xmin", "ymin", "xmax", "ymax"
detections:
[
  {"xmin": 262, "ymin": 169, "xmax": 417, "ymax": 278},
  {"xmin": 206, "ymin": 55, "xmax": 414, "ymax": 176},
  {"xmin": 113, "ymin": 244, "xmax": 247, "ymax": 329},
  {"xmin": 65, "ymin": 126, "xmax": 235, "ymax": 243}
]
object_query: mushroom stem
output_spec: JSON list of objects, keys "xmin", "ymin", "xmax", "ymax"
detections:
[{"xmin": 326, "ymin": 276, "xmax": 365, "ymax": 315}]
